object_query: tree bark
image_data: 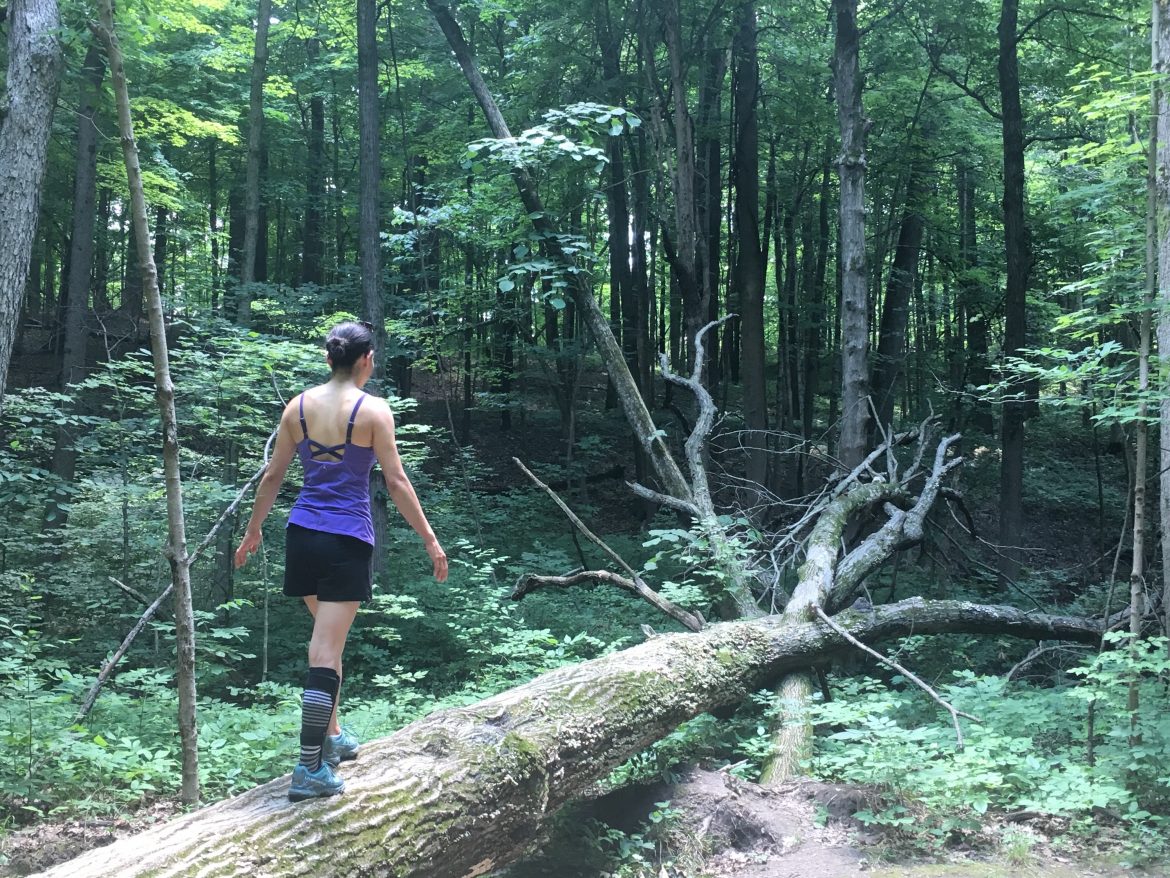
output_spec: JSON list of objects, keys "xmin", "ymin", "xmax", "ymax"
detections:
[
  {"xmin": 301, "ymin": 37, "xmax": 326, "ymax": 288},
  {"xmin": 49, "ymin": 41, "xmax": 105, "ymax": 500},
  {"xmin": 871, "ymin": 162, "xmax": 927, "ymax": 434},
  {"xmin": 1156, "ymin": 0, "xmax": 1170, "ymax": 659},
  {"xmin": 235, "ymin": 0, "xmax": 272, "ymax": 325},
  {"xmin": 832, "ymin": 0, "xmax": 869, "ymax": 471},
  {"xmin": 38, "ymin": 597, "xmax": 1102, "ymax": 878},
  {"xmin": 659, "ymin": 0, "xmax": 708, "ymax": 372},
  {"xmin": 733, "ymin": 1, "xmax": 768, "ymax": 499},
  {"xmin": 0, "ymin": 0, "xmax": 63, "ymax": 405},
  {"xmin": 997, "ymin": 0, "xmax": 1030, "ymax": 578},
  {"xmin": 957, "ymin": 160, "xmax": 993, "ymax": 434},
  {"xmin": 94, "ymin": 0, "xmax": 200, "ymax": 806}
]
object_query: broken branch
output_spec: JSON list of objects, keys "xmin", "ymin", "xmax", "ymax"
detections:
[
  {"xmin": 814, "ymin": 604, "xmax": 980, "ymax": 751},
  {"xmin": 513, "ymin": 570, "xmax": 704, "ymax": 632}
]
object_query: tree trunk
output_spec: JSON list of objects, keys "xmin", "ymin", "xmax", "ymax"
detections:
[
  {"xmin": 732, "ymin": 1, "xmax": 768, "ymax": 499},
  {"xmin": 1131, "ymin": 46, "xmax": 1157, "ymax": 732},
  {"xmin": 802, "ymin": 152, "xmax": 831, "ymax": 444},
  {"xmin": 997, "ymin": 0, "xmax": 1030, "ymax": 577},
  {"xmin": 358, "ymin": 0, "xmax": 384, "ymax": 365},
  {"xmin": 957, "ymin": 160, "xmax": 993, "ymax": 434},
  {"xmin": 870, "ymin": 163, "xmax": 927, "ymax": 434},
  {"xmin": 209, "ymin": 141, "xmax": 220, "ymax": 313},
  {"xmin": 235, "ymin": 0, "xmax": 272, "ymax": 325},
  {"xmin": 832, "ymin": 0, "xmax": 869, "ymax": 471},
  {"xmin": 95, "ymin": 0, "xmax": 200, "ymax": 806},
  {"xmin": 49, "ymin": 41, "xmax": 105, "ymax": 502},
  {"xmin": 301, "ymin": 37, "xmax": 326, "ymax": 288},
  {"xmin": 0, "ymin": 0, "xmax": 63, "ymax": 405},
  {"xmin": 40, "ymin": 597, "xmax": 1102, "ymax": 878},
  {"xmin": 660, "ymin": 0, "xmax": 707, "ymax": 372},
  {"xmin": 1156, "ymin": 0, "xmax": 1170, "ymax": 660},
  {"xmin": 358, "ymin": 0, "xmax": 389, "ymax": 577},
  {"xmin": 94, "ymin": 188, "xmax": 112, "ymax": 311}
]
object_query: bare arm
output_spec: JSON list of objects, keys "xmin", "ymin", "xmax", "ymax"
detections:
[
  {"xmin": 234, "ymin": 401, "xmax": 299, "ymax": 568},
  {"xmin": 371, "ymin": 399, "xmax": 448, "ymax": 582}
]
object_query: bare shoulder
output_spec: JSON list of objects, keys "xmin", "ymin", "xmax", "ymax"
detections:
[
  {"xmin": 280, "ymin": 395, "xmax": 302, "ymax": 424},
  {"xmin": 361, "ymin": 393, "xmax": 394, "ymax": 418},
  {"xmin": 358, "ymin": 394, "xmax": 395, "ymax": 434}
]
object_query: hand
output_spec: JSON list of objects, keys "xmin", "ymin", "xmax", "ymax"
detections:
[
  {"xmin": 426, "ymin": 538, "xmax": 448, "ymax": 583},
  {"xmin": 234, "ymin": 528, "xmax": 262, "ymax": 569}
]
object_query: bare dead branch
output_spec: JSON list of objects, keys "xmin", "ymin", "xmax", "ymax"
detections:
[
  {"xmin": 627, "ymin": 480, "xmax": 701, "ymax": 518},
  {"xmin": 513, "ymin": 570, "xmax": 704, "ymax": 632},
  {"xmin": 109, "ymin": 576, "xmax": 152, "ymax": 607},
  {"xmin": 941, "ymin": 486, "xmax": 977, "ymax": 538},
  {"xmin": 833, "ymin": 434, "xmax": 963, "ymax": 605},
  {"xmin": 658, "ymin": 315, "xmax": 736, "ymax": 513},
  {"xmin": 515, "ymin": 457, "xmax": 639, "ymax": 577},
  {"xmin": 814, "ymin": 604, "xmax": 980, "ymax": 751},
  {"xmin": 189, "ymin": 427, "xmax": 276, "ymax": 566},
  {"xmin": 1006, "ymin": 643, "xmax": 1092, "ymax": 682},
  {"xmin": 75, "ymin": 583, "xmax": 174, "ymax": 723}
]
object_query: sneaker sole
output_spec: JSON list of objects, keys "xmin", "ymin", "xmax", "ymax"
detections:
[{"xmin": 288, "ymin": 785, "xmax": 344, "ymax": 803}]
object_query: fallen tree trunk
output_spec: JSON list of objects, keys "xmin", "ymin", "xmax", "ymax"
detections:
[{"xmin": 40, "ymin": 598, "xmax": 1100, "ymax": 878}]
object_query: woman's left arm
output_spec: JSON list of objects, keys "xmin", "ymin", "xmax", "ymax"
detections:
[{"xmin": 370, "ymin": 399, "xmax": 448, "ymax": 582}]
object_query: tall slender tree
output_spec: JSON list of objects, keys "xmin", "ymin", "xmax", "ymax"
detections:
[
  {"xmin": 997, "ymin": 0, "xmax": 1030, "ymax": 576},
  {"xmin": 732, "ymin": 0, "xmax": 768, "ymax": 496},
  {"xmin": 235, "ymin": 0, "xmax": 273, "ymax": 325},
  {"xmin": 1154, "ymin": 0, "xmax": 1170, "ymax": 658},
  {"xmin": 94, "ymin": 0, "xmax": 200, "ymax": 805},
  {"xmin": 48, "ymin": 42, "xmax": 106, "ymax": 523},
  {"xmin": 833, "ymin": 0, "xmax": 869, "ymax": 470}
]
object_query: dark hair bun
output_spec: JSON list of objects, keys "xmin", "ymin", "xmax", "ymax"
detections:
[{"xmin": 325, "ymin": 321, "xmax": 373, "ymax": 372}]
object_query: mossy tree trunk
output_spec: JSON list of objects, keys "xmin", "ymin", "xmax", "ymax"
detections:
[{"xmin": 39, "ymin": 598, "xmax": 1101, "ymax": 878}]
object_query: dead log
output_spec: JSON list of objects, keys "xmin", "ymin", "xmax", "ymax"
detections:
[{"xmin": 39, "ymin": 597, "xmax": 1100, "ymax": 878}]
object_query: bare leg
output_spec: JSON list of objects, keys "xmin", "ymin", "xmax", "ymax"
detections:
[{"xmin": 303, "ymin": 596, "xmax": 354, "ymax": 736}]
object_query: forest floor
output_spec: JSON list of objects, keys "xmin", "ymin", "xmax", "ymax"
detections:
[
  {"xmin": 1, "ymin": 769, "xmax": 1160, "ymax": 877},
  {"xmin": 504, "ymin": 768, "xmax": 1164, "ymax": 878}
]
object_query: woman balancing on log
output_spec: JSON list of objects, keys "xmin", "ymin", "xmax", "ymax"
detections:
[{"xmin": 235, "ymin": 320, "xmax": 447, "ymax": 802}]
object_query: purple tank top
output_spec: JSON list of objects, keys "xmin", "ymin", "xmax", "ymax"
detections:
[{"xmin": 287, "ymin": 393, "xmax": 377, "ymax": 545}]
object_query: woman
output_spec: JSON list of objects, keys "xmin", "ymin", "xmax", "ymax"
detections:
[{"xmin": 234, "ymin": 321, "xmax": 447, "ymax": 802}]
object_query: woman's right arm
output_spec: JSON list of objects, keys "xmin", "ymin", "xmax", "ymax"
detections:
[{"xmin": 234, "ymin": 401, "xmax": 299, "ymax": 569}]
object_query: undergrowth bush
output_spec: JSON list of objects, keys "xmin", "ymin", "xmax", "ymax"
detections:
[{"xmin": 774, "ymin": 636, "xmax": 1170, "ymax": 859}]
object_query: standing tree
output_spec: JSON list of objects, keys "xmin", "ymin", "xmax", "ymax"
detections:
[
  {"xmin": 996, "ymin": 0, "xmax": 1031, "ymax": 577},
  {"xmin": 235, "ymin": 0, "xmax": 273, "ymax": 325},
  {"xmin": 49, "ymin": 41, "xmax": 106, "ymax": 516},
  {"xmin": 832, "ymin": 0, "xmax": 870, "ymax": 470},
  {"xmin": 1155, "ymin": 0, "xmax": 1170, "ymax": 657},
  {"xmin": 732, "ymin": 0, "xmax": 768, "ymax": 498},
  {"xmin": 0, "ymin": 0, "xmax": 63, "ymax": 404},
  {"xmin": 93, "ymin": 0, "xmax": 200, "ymax": 805}
]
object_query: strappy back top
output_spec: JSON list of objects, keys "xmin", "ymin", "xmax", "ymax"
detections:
[{"xmin": 287, "ymin": 392, "xmax": 377, "ymax": 545}]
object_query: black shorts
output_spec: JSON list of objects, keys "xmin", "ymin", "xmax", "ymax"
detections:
[{"xmin": 283, "ymin": 523, "xmax": 373, "ymax": 602}]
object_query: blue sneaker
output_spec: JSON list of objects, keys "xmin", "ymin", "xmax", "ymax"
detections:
[
  {"xmin": 323, "ymin": 727, "xmax": 360, "ymax": 767},
  {"xmin": 288, "ymin": 762, "xmax": 345, "ymax": 802}
]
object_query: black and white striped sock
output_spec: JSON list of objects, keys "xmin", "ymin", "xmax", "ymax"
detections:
[{"xmin": 299, "ymin": 666, "xmax": 340, "ymax": 771}]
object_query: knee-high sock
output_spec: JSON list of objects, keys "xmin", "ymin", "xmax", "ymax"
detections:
[{"xmin": 299, "ymin": 666, "xmax": 340, "ymax": 771}]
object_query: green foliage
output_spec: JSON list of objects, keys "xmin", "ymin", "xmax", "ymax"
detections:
[{"xmin": 728, "ymin": 641, "xmax": 1170, "ymax": 853}]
